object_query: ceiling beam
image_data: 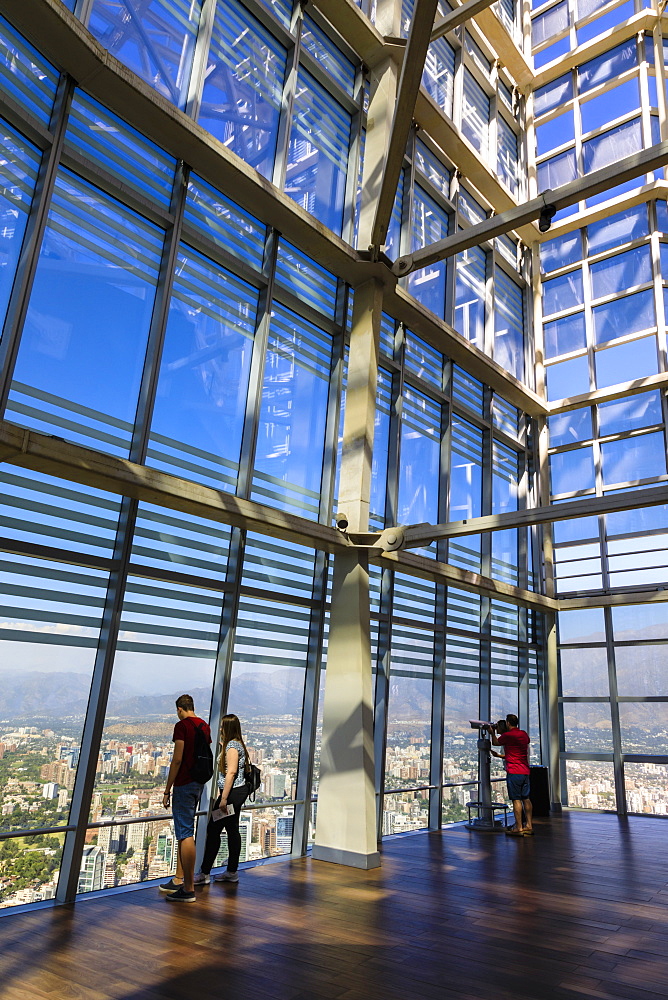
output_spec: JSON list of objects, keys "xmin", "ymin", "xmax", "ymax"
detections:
[
  {"xmin": 431, "ymin": 0, "xmax": 499, "ymax": 42},
  {"xmin": 369, "ymin": 0, "xmax": 440, "ymax": 250},
  {"xmin": 399, "ymin": 484, "xmax": 668, "ymax": 545},
  {"xmin": 392, "ymin": 139, "xmax": 668, "ymax": 275}
]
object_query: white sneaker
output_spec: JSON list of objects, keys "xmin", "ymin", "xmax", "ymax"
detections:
[
  {"xmin": 214, "ymin": 870, "xmax": 239, "ymax": 883},
  {"xmin": 193, "ymin": 872, "xmax": 210, "ymax": 885}
]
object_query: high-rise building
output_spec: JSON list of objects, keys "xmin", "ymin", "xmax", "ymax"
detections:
[
  {"xmin": 77, "ymin": 847, "xmax": 105, "ymax": 894},
  {"xmin": 1, "ymin": 0, "xmax": 667, "ymax": 913}
]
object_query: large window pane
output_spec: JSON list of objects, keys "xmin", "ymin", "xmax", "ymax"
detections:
[
  {"xmin": 548, "ymin": 408, "xmax": 592, "ymax": 447},
  {"xmin": 612, "ymin": 602, "xmax": 668, "ymax": 640},
  {"xmin": 578, "ymin": 39, "xmax": 637, "ymax": 93},
  {"xmin": 580, "ymin": 79, "xmax": 640, "ymax": 134},
  {"xmin": 494, "ymin": 269, "xmax": 525, "ymax": 382},
  {"xmin": 546, "ymin": 354, "xmax": 590, "ymax": 399},
  {"xmin": 408, "ymin": 187, "xmax": 449, "ymax": 318},
  {"xmin": 587, "ymin": 204, "xmax": 648, "ymax": 254},
  {"xmin": 9, "ymin": 171, "xmax": 162, "ymax": 455},
  {"xmin": 423, "ymin": 37, "xmax": 455, "ymax": 115},
  {"xmin": 251, "ymin": 305, "xmax": 333, "ymax": 519},
  {"xmin": 594, "ymin": 336, "xmax": 657, "ymax": 388},
  {"xmin": 148, "ymin": 247, "xmax": 257, "ymax": 491},
  {"xmin": 88, "ymin": 0, "xmax": 202, "ymax": 108},
  {"xmin": 0, "ymin": 552, "xmax": 109, "ymax": 842},
  {"xmin": 398, "ymin": 386, "xmax": 440, "ymax": 530},
  {"xmin": 461, "ymin": 70, "xmax": 490, "ymax": 157},
  {"xmin": 601, "ymin": 432, "xmax": 666, "ymax": 485},
  {"xmin": 286, "ymin": 70, "xmax": 351, "ymax": 235},
  {"xmin": 0, "ymin": 832, "xmax": 65, "ymax": 909},
  {"xmin": 616, "ymin": 645, "xmax": 668, "ymax": 696},
  {"xmin": 560, "ymin": 646, "xmax": 609, "ymax": 696},
  {"xmin": 543, "ymin": 312, "xmax": 586, "ymax": 359},
  {"xmin": 558, "ymin": 607, "xmax": 606, "ymax": 643},
  {"xmin": 0, "ymin": 14, "xmax": 59, "ymax": 125},
  {"xmin": 198, "ymin": 0, "xmax": 287, "ymax": 180},
  {"xmin": 598, "ymin": 391, "xmax": 662, "ymax": 435},
  {"xmin": 619, "ymin": 703, "xmax": 668, "ymax": 753},
  {"xmin": 562, "ymin": 702, "xmax": 613, "ymax": 751},
  {"xmin": 550, "ymin": 446, "xmax": 596, "ymax": 494},
  {"xmin": 534, "ymin": 73, "xmax": 573, "ymax": 116},
  {"xmin": 0, "ymin": 120, "xmax": 41, "ymax": 337},
  {"xmin": 625, "ymin": 763, "xmax": 668, "ymax": 816},
  {"xmin": 593, "ymin": 289, "xmax": 656, "ymax": 344},
  {"xmin": 583, "ymin": 118, "xmax": 643, "ymax": 174},
  {"xmin": 590, "ymin": 246, "xmax": 651, "ymax": 300},
  {"xmin": 566, "ymin": 760, "xmax": 616, "ymax": 809},
  {"xmin": 455, "ymin": 246, "xmax": 486, "ymax": 349},
  {"xmin": 66, "ymin": 91, "xmax": 176, "ymax": 209},
  {"xmin": 542, "ymin": 270, "xmax": 583, "ymax": 316}
]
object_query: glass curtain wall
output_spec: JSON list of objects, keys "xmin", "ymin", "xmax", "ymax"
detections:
[
  {"xmin": 0, "ymin": 2, "xmax": 546, "ymax": 914},
  {"xmin": 536, "ymin": 20, "xmax": 668, "ymax": 814}
]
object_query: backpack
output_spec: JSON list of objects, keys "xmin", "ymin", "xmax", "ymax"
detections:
[
  {"xmin": 244, "ymin": 762, "xmax": 262, "ymax": 800},
  {"xmin": 190, "ymin": 721, "xmax": 214, "ymax": 784}
]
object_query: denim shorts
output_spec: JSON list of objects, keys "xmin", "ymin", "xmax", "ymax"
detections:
[
  {"xmin": 172, "ymin": 781, "xmax": 202, "ymax": 840},
  {"xmin": 506, "ymin": 773, "xmax": 531, "ymax": 801}
]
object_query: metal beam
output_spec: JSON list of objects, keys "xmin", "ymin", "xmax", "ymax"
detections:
[
  {"xmin": 369, "ymin": 0, "xmax": 440, "ymax": 250},
  {"xmin": 0, "ymin": 419, "xmax": 353, "ymax": 556},
  {"xmin": 0, "ymin": 420, "xmax": 556, "ymax": 610},
  {"xmin": 392, "ymin": 139, "xmax": 668, "ymax": 275},
  {"xmin": 396, "ymin": 484, "xmax": 668, "ymax": 546},
  {"xmin": 430, "ymin": 0, "xmax": 499, "ymax": 42},
  {"xmin": 375, "ymin": 549, "xmax": 559, "ymax": 611}
]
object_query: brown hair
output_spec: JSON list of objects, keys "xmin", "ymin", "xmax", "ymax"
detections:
[
  {"xmin": 218, "ymin": 714, "xmax": 249, "ymax": 773},
  {"xmin": 176, "ymin": 694, "xmax": 194, "ymax": 712},
  {"xmin": 506, "ymin": 713, "xmax": 519, "ymax": 728}
]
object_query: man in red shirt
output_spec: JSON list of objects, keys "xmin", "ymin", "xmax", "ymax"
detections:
[
  {"xmin": 490, "ymin": 714, "xmax": 533, "ymax": 836},
  {"xmin": 159, "ymin": 694, "xmax": 211, "ymax": 902}
]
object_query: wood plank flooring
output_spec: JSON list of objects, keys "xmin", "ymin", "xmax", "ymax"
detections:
[{"xmin": 2, "ymin": 812, "xmax": 668, "ymax": 1000}]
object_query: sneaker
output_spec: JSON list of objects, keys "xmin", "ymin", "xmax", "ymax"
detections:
[
  {"xmin": 159, "ymin": 879, "xmax": 183, "ymax": 894},
  {"xmin": 165, "ymin": 886, "xmax": 196, "ymax": 903},
  {"xmin": 214, "ymin": 870, "xmax": 239, "ymax": 883},
  {"xmin": 193, "ymin": 872, "xmax": 210, "ymax": 885}
]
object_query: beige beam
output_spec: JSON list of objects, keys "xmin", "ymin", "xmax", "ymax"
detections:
[
  {"xmin": 389, "ymin": 283, "xmax": 548, "ymax": 415},
  {"xmin": 370, "ymin": 0, "xmax": 441, "ymax": 250},
  {"xmin": 559, "ymin": 589, "xmax": 668, "ymax": 610},
  {"xmin": 393, "ymin": 138, "xmax": 668, "ymax": 276},
  {"xmin": 0, "ymin": 420, "xmax": 352, "ymax": 556},
  {"xmin": 397, "ymin": 484, "xmax": 668, "ymax": 543},
  {"xmin": 431, "ymin": 0, "xmax": 499, "ymax": 41},
  {"xmin": 376, "ymin": 549, "xmax": 559, "ymax": 610}
]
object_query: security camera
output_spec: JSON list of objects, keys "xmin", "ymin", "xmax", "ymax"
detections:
[
  {"xmin": 538, "ymin": 204, "xmax": 557, "ymax": 233},
  {"xmin": 335, "ymin": 512, "xmax": 349, "ymax": 531}
]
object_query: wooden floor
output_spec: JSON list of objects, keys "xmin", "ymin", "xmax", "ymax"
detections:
[{"xmin": 2, "ymin": 812, "xmax": 668, "ymax": 1000}]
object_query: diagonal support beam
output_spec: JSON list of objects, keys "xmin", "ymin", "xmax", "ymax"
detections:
[
  {"xmin": 430, "ymin": 0, "xmax": 499, "ymax": 42},
  {"xmin": 392, "ymin": 139, "xmax": 668, "ymax": 275},
  {"xmin": 369, "ymin": 0, "xmax": 440, "ymax": 251},
  {"xmin": 398, "ymin": 484, "xmax": 668, "ymax": 547}
]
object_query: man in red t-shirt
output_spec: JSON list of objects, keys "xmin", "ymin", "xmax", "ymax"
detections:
[
  {"xmin": 159, "ymin": 694, "xmax": 211, "ymax": 902},
  {"xmin": 490, "ymin": 714, "xmax": 533, "ymax": 836}
]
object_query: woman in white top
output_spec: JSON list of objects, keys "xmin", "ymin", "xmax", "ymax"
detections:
[{"xmin": 195, "ymin": 714, "xmax": 249, "ymax": 885}]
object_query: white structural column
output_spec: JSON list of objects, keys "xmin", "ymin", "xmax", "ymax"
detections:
[
  {"xmin": 313, "ymin": 12, "xmax": 399, "ymax": 868},
  {"xmin": 312, "ymin": 281, "xmax": 383, "ymax": 870}
]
